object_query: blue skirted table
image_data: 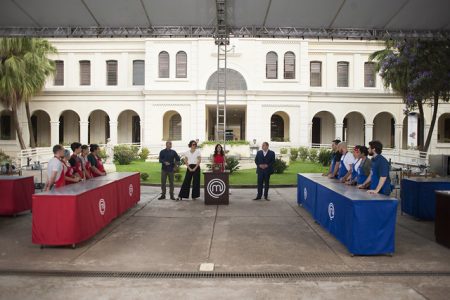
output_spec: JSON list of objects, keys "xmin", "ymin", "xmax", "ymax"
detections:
[
  {"xmin": 401, "ymin": 177, "xmax": 450, "ymax": 220},
  {"xmin": 297, "ymin": 173, "xmax": 398, "ymax": 256}
]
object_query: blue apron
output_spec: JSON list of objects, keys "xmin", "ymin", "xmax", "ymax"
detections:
[
  {"xmin": 370, "ymin": 155, "xmax": 392, "ymax": 195},
  {"xmin": 351, "ymin": 158, "xmax": 361, "ymax": 181},
  {"xmin": 356, "ymin": 158, "xmax": 368, "ymax": 185},
  {"xmin": 337, "ymin": 152, "xmax": 348, "ymax": 179}
]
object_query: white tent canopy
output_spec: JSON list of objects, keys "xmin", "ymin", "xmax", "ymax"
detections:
[{"xmin": 1, "ymin": 0, "xmax": 449, "ymax": 39}]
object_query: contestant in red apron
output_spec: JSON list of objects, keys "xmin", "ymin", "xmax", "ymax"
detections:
[
  {"xmin": 69, "ymin": 142, "xmax": 84, "ymax": 179},
  {"xmin": 87, "ymin": 144, "xmax": 106, "ymax": 177},
  {"xmin": 44, "ymin": 144, "xmax": 65, "ymax": 191},
  {"xmin": 80, "ymin": 144, "xmax": 93, "ymax": 179},
  {"xmin": 63, "ymin": 149, "xmax": 81, "ymax": 185}
]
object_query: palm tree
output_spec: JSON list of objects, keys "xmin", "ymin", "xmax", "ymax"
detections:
[{"xmin": 0, "ymin": 38, "xmax": 56, "ymax": 149}]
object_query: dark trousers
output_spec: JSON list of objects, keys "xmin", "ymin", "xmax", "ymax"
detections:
[
  {"xmin": 178, "ymin": 164, "xmax": 201, "ymax": 199},
  {"xmin": 257, "ymin": 170, "xmax": 271, "ymax": 198},
  {"xmin": 161, "ymin": 170, "xmax": 175, "ymax": 197}
]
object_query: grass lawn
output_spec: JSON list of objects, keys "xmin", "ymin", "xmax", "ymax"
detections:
[{"xmin": 116, "ymin": 160, "xmax": 327, "ymax": 186}]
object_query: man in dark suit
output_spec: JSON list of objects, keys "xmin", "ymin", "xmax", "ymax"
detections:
[{"xmin": 254, "ymin": 142, "xmax": 276, "ymax": 201}]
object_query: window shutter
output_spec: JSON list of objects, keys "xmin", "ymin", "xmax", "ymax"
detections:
[
  {"xmin": 310, "ymin": 61, "xmax": 322, "ymax": 87},
  {"xmin": 54, "ymin": 60, "xmax": 64, "ymax": 85},
  {"xmin": 169, "ymin": 114, "xmax": 182, "ymax": 140},
  {"xmin": 364, "ymin": 62, "xmax": 376, "ymax": 87},
  {"xmin": 79, "ymin": 60, "xmax": 91, "ymax": 85},
  {"xmin": 106, "ymin": 60, "xmax": 118, "ymax": 86},
  {"xmin": 284, "ymin": 52, "xmax": 295, "ymax": 79},
  {"xmin": 133, "ymin": 60, "xmax": 145, "ymax": 85},
  {"xmin": 337, "ymin": 61, "xmax": 349, "ymax": 87},
  {"xmin": 266, "ymin": 52, "xmax": 278, "ymax": 79},
  {"xmin": 176, "ymin": 51, "xmax": 187, "ymax": 78},
  {"xmin": 159, "ymin": 52, "xmax": 170, "ymax": 78}
]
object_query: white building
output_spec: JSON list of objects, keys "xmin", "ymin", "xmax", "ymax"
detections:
[{"xmin": 1, "ymin": 38, "xmax": 449, "ymax": 156}]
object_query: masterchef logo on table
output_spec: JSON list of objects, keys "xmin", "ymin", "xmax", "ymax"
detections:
[
  {"xmin": 99, "ymin": 199, "xmax": 106, "ymax": 215},
  {"xmin": 207, "ymin": 179, "xmax": 226, "ymax": 199}
]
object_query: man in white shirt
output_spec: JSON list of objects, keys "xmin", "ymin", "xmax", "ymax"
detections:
[
  {"xmin": 337, "ymin": 141, "xmax": 355, "ymax": 183},
  {"xmin": 44, "ymin": 144, "xmax": 65, "ymax": 191}
]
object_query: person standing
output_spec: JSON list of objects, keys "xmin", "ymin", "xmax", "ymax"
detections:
[
  {"xmin": 325, "ymin": 139, "xmax": 342, "ymax": 179},
  {"xmin": 44, "ymin": 144, "xmax": 65, "ymax": 191},
  {"xmin": 177, "ymin": 140, "xmax": 202, "ymax": 201},
  {"xmin": 254, "ymin": 142, "xmax": 275, "ymax": 201},
  {"xmin": 158, "ymin": 141, "xmax": 181, "ymax": 200},
  {"xmin": 359, "ymin": 140, "xmax": 392, "ymax": 195},
  {"xmin": 212, "ymin": 143, "xmax": 226, "ymax": 172},
  {"xmin": 69, "ymin": 142, "xmax": 83, "ymax": 179},
  {"xmin": 63, "ymin": 149, "xmax": 81, "ymax": 185},
  {"xmin": 337, "ymin": 141, "xmax": 355, "ymax": 183},
  {"xmin": 80, "ymin": 145, "xmax": 92, "ymax": 179},
  {"xmin": 87, "ymin": 144, "xmax": 106, "ymax": 177}
]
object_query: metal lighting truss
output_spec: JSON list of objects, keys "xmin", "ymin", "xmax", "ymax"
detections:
[{"xmin": 0, "ymin": 26, "xmax": 448, "ymax": 40}]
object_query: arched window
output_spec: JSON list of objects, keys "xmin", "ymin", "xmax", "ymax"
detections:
[
  {"xmin": 266, "ymin": 52, "xmax": 278, "ymax": 79},
  {"xmin": 0, "ymin": 110, "xmax": 14, "ymax": 140},
  {"xmin": 176, "ymin": 51, "xmax": 187, "ymax": 78},
  {"xmin": 438, "ymin": 113, "xmax": 450, "ymax": 143},
  {"xmin": 271, "ymin": 114, "xmax": 285, "ymax": 141},
  {"xmin": 159, "ymin": 51, "xmax": 170, "ymax": 78},
  {"xmin": 169, "ymin": 113, "xmax": 182, "ymax": 141},
  {"xmin": 206, "ymin": 68, "xmax": 247, "ymax": 90},
  {"xmin": 284, "ymin": 52, "xmax": 295, "ymax": 79}
]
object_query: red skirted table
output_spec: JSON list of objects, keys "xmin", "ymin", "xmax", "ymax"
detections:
[
  {"xmin": 90, "ymin": 172, "xmax": 140, "ymax": 214},
  {"xmin": 0, "ymin": 176, "xmax": 35, "ymax": 216}
]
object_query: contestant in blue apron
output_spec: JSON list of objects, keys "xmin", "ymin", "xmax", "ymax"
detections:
[
  {"xmin": 350, "ymin": 145, "xmax": 372, "ymax": 186},
  {"xmin": 360, "ymin": 140, "xmax": 392, "ymax": 195},
  {"xmin": 337, "ymin": 141, "xmax": 355, "ymax": 183},
  {"xmin": 325, "ymin": 139, "xmax": 342, "ymax": 179}
]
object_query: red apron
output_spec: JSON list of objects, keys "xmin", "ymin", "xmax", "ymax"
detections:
[
  {"xmin": 65, "ymin": 162, "xmax": 75, "ymax": 185},
  {"xmin": 83, "ymin": 158, "xmax": 93, "ymax": 178},
  {"xmin": 54, "ymin": 160, "xmax": 66, "ymax": 188},
  {"xmin": 93, "ymin": 155, "xmax": 106, "ymax": 177},
  {"xmin": 71, "ymin": 154, "xmax": 84, "ymax": 179}
]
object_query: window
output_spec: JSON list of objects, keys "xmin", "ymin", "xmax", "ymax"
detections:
[
  {"xmin": 54, "ymin": 60, "xmax": 64, "ymax": 85},
  {"xmin": 133, "ymin": 60, "xmax": 145, "ymax": 85},
  {"xmin": 0, "ymin": 111, "xmax": 13, "ymax": 140},
  {"xmin": 159, "ymin": 51, "xmax": 170, "ymax": 78},
  {"xmin": 310, "ymin": 61, "xmax": 322, "ymax": 87},
  {"xmin": 79, "ymin": 60, "xmax": 91, "ymax": 86},
  {"xmin": 284, "ymin": 52, "xmax": 295, "ymax": 79},
  {"xmin": 364, "ymin": 62, "xmax": 376, "ymax": 87},
  {"xmin": 271, "ymin": 114, "xmax": 285, "ymax": 141},
  {"xmin": 169, "ymin": 114, "xmax": 182, "ymax": 140},
  {"xmin": 266, "ymin": 52, "xmax": 278, "ymax": 79},
  {"xmin": 176, "ymin": 51, "xmax": 187, "ymax": 78},
  {"xmin": 337, "ymin": 61, "xmax": 349, "ymax": 87},
  {"xmin": 106, "ymin": 60, "xmax": 118, "ymax": 86}
]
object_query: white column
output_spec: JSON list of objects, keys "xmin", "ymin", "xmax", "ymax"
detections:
[
  {"xmin": 394, "ymin": 124, "xmax": 403, "ymax": 149},
  {"xmin": 335, "ymin": 123, "xmax": 343, "ymax": 140},
  {"xmin": 109, "ymin": 121, "xmax": 118, "ymax": 145},
  {"xmin": 21, "ymin": 121, "xmax": 30, "ymax": 148},
  {"xmin": 139, "ymin": 120, "xmax": 145, "ymax": 147},
  {"xmin": 365, "ymin": 123, "xmax": 374, "ymax": 145},
  {"xmin": 50, "ymin": 121, "xmax": 60, "ymax": 146},
  {"xmin": 80, "ymin": 121, "xmax": 89, "ymax": 145},
  {"xmin": 307, "ymin": 122, "xmax": 313, "ymax": 147}
]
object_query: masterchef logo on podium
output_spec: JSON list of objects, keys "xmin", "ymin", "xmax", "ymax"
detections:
[
  {"xmin": 129, "ymin": 184, "xmax": 134, "ymax": 197},
  {"xmin": 99, "ymin": 199, "xmax": 106, "ymax": 215},
  {"xmin": 207, "ymin": 179, "xmax": 226, "ymax": 198}
]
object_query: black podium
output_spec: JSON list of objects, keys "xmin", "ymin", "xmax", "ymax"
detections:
[
  {"xmin": 203, "ymin": 171, "xmax": 229, "ymax": 205},
  {"xmin": 436, "ymin": 191, "xmax": 450, "ymax": 248}
]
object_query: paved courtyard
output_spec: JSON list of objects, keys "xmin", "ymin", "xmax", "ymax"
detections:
[{"xmin": 0, "ymin": 186, "xmax": 449, "ymax": 299}]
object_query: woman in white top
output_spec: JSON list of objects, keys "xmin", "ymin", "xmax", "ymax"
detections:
[{"xmin": 177, "ymin": 140, "xmax": 202, "ymax": 200}]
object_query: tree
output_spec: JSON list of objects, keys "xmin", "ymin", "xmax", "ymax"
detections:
[
  {"xmin": 0, "ymin": 38, "xmax": 56, "ymax": 149},
  {"xmin": 370, "ymin": 40, "xmax": 450, "ymax": 152}
]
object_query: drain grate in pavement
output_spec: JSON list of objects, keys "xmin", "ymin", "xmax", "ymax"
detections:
[{"xmin": 0, "ymin": 270, "xmax": 449, "ymax": 279}]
